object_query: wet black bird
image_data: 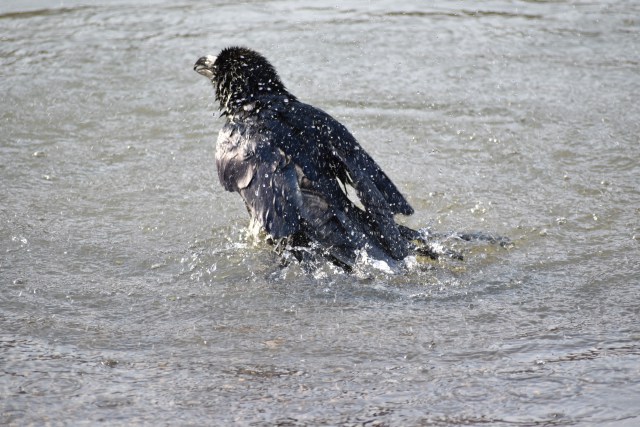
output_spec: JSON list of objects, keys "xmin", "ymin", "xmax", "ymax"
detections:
[{"xmin": 194, "ymin": 47, "xmax": 431, "ymax": 268}]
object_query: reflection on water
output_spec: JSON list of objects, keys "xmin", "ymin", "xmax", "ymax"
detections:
[{"xmin": 1, "ymin": 0, "xmax": 639, "ymax": 425}]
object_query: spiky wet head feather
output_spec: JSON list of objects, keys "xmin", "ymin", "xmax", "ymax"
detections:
[{"xmin": 213, "ymin": 47, "xmax": 291, "ymax": 115}]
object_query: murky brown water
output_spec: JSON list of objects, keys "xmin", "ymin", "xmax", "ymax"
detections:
[{"xmin": 2, "ymin": 0, "xmax": 639, "ymax": 425}]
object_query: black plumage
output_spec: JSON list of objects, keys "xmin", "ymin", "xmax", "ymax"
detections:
[{"xmin": 194, "ymin": 47, "xmax": 427, "ymax": 268}]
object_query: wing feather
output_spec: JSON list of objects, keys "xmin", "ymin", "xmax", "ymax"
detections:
[
  {"xmin": 257, "ymin": 99, "xmax": 412, "ymax": 259},
  {"xmin": 268, "ymin": 101, "xmax": 414, "ymax": 216},
  {"xmin": 215, "ymin": 122, "xmax": 301, "ymax": 238}
]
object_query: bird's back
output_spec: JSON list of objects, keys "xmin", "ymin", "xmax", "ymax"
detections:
[{"xmin": 215, "ymin": 95, "xmax": 413, "ymax": 263}]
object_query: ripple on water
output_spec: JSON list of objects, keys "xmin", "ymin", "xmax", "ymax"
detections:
[{"xmin": 18, "ymin": 375, "xmax": 83, "ymax": 397}]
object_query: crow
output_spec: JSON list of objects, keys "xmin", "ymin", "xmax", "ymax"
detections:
[{"xmin": 194, "ymin": 46, "xmax": 439, "ymax": 269}]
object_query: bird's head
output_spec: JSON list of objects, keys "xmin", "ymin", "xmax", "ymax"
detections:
[
  {"xmin": 194, "ymin": 46, "xmax": 291, "ymax": 115},
  {"xmin": 194, "ymin": 54, "xmax": 217, "ymax": 80}
]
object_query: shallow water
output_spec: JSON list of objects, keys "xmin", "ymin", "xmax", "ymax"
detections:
[{"xmin": 1, "ymin": 0, "xmax": 639, "ymax": 425}]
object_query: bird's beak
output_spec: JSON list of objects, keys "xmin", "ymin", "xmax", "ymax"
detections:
[{"xmin": 194, "ymin": 55, "xmax": 217, "ymax": 79}]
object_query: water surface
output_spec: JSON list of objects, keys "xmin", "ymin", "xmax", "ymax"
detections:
[{"xmin": 1, "ymin": 0, "xmax": 639, "ymax": 425}]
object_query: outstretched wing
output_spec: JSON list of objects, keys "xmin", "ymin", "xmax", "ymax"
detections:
[{"xmin": 215, "ymin": 122, "xmax": 302, "ymax": 238}]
